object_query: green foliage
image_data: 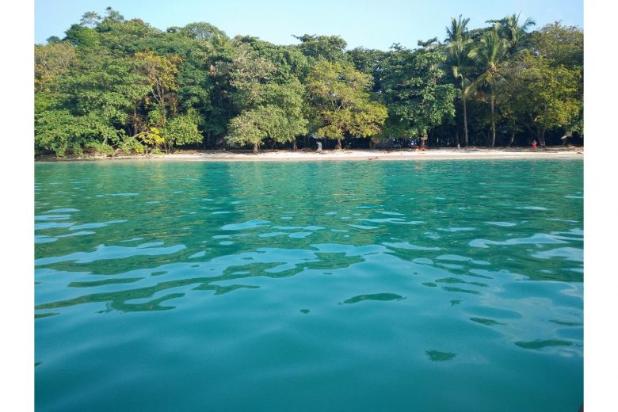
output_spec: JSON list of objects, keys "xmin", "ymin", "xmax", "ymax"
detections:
[
  {"xmin": 135, "ymin": 51, "xmax": 182, "ymax": 123},
  {"xmin": 226, "ymin": 109, "xmax": 269, "ymax": 150},
  {"xmin": 471, "ymin": 27, "xmax": 508, "ymax": 90},
  {"xmin": 381, "ymin": 45, "xmax": 456, "ymax": 138},
  {"xmin": 224, "ymin": 44, "xmax": 308, "ymax": 150},
  {"xmin": 163, "ymin": 113, "xmax": 203, "ymax": 148},
  {"xmin": 500, "ymin": 52, "xmax": 582, "ymax": 135},
  {"xmin": 472, "ymin": 21, "xmax": 582, "ymax": 145},
  {"xmin": 60, "ymin": 51, "xmax": 150, "ymax": 128},
  {"xmin": 294, "ymin": 35, "xmax": 347, "ymax": 62},
  {"xmin": 471, "ymin": 26, "xmax": 509, "ymax": 145},
  {"xmin": 348, "ymin": 48, "xmax": 387, "ymax": 92},
  {"xmin": 64, "ymin": 24, "xmax": 100, "ymax": 48},
  {"xmin": 35, "ymin": 42, "xmax": 77, "ymax": 92},
  {"xmin": 306, "ymin": 60, "xmax": 387, "ymax": 144},
  {"xmin": 80, "ymin": 11, "xmax": 101, "ymax": 28},
  {"xmin": 35, "ymin": 110, "xmax": 118, "ymax": 156},
  {"xmin": 180, "ymin": 22, "xmax": 228, "ymax": 43},
  {"xmin": 136, "ymin": 127, "xmax": 165, "ymax": 152},
  {"xmin": 488, "ymin": 14, "xmax": 536, "ymax": 53},
  {"xmin": 84, "ymin": 141, "xmax": 115, "ymax": 156},
  {"xmin": 118, "ymin": 136, "xmax": 145, "ymax": 155},
  {"xmin": 531, "ymin": 23, "xmax": 583, "ymax": 67},
  {"xmin": 34, "ymin": 9, "xmax": 583, "ymax": 157}
]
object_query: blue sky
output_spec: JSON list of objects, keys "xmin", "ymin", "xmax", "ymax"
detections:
[{"xmin": 35, "ymin": 0, "xmax": 583, "ymax": 49}]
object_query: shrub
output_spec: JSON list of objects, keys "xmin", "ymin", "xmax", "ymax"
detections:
[{"xmin": 118, "ymin": 136, "xmax": 145, "ymax": 155}]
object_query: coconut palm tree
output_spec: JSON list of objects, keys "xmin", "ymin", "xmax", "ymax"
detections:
[
  {"xmin": 445, "ymin": 15, "xmax": 474, "ymax": 146},
  {"xmin": 471, "ymin": 26, "xmax": 508, "ymax": 147},
  {"xmin": 489, "ymin": 14, "xmax": 536, "ymax": 54}
]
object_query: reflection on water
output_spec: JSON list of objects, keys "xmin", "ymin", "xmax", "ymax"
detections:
[
  {"xmin": 342, "ymin": 292, "xmax": 405, "ymax": 304},
  {"xmin": 35, "ymin": 160, "xmax": 583, "ymax": 412},
  {"xmin": 515, "ymin": 339, "xmax": 573, "ymax": 350},
  {"xmin": 426, "ymin": 350, "xmax": 457, "ymax": 362}
]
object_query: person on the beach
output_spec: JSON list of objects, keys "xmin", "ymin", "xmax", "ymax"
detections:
[{"xmin": 531, "ymin": 139, "xmax": 538, "ymax": 150}]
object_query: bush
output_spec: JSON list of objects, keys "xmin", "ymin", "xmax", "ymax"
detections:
[
  {"xmin": 35, "ymin": 110, "xmax": 81, "ymax": 157},
  {"xmin": 84, "ymin": 141, "xmax": 114, "ymax": 156},
  {"xmin": 118, "ymin": 136, "xmax": 145, "ymax": 155},
  {"xmin": 35, "ymin": 110, "xmax": 121, "ymax": 157},
  {"xmin": 163, "ymin": 113, "xmax": 203, "ymax": 149}
]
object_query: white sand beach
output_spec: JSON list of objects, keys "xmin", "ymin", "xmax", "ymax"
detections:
[{"xmin": 57, "ymin": 147, "xmax": 583, "ymax": 162}]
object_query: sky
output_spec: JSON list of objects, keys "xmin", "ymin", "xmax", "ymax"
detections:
[{"xmin": 35, "ymin": 0, "xmax": 583, "ymax": 49}]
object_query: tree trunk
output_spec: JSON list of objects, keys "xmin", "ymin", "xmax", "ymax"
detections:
[
  {"xmin": 132, "ymin": 107, "xmax": 138, "ymax": 136},
  {"xmin": 538, "ymin": 128, "xmax": 546, "ymax": 147},
  {"xmin": 490, "ymin": 91, "xmax": 496, "ymax": 147},
  {"xmin": 509, "ymin": 129, "xmax": 515, "ymax": 146},
  {"xmin": 160, "ymin": 91, "xmax": 166, "ymax": 124},
  {"xmin": 292, "ymin": 139, "xmax": 297, "ymax": 151},
  {"xmin": 253, "ymin": 142, "xmax": 259, "ymax": 153},
  {"xmin": 462, "ymin": 95, "xmax": 469, "ymax": 147},
  {"xmin": 336, "ymin": 139, "xmax": 342, "ymax": 150}
]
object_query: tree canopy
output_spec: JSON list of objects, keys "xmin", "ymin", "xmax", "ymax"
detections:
[
  {"xmin": 34, "ymin": 8, "xmax": 583, "ymax": 157},
  {"xmin": 305, "ymin": 60, "xmax": 387, "ymax": 148}
]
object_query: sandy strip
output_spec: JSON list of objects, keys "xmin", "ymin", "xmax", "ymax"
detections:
[{"xmin": 39, "ymin": 148, "xmax": 584, "ymax": 162}]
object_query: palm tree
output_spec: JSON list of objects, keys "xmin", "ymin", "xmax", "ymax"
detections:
[
  {"xmin": 445, "ymin": 15, "xmax": 473, "ymax": 146},
  {"xmin": 471, "ymin": 26, "xmax": 507, "ymax": 147},
  {"xmin": 489, "ymin": 14, "xmax": 536, "ymax": 54}
]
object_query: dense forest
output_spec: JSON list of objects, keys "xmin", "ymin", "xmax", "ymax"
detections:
[{"xmin": 34, "ymin": 8, "xmax": 583, "ymax": 156}]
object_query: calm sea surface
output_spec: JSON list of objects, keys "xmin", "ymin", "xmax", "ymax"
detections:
[{"xmin": 35, "ymin": 160, "xmax": 583, "ymax": 411}]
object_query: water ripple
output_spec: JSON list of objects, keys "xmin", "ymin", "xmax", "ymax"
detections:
[{"xmin": 35, "ymin": 160, "xmax": 583, "ymax": 411}]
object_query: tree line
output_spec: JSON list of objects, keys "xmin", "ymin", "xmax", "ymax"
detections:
[{"xmin": 35, "ymin": 8, "xmax": 583, "ymax": 156}]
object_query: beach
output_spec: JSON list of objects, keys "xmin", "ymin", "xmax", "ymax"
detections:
[{"xmin": 39, "ymin": 147, "xmax": 584, "ymax": 162}]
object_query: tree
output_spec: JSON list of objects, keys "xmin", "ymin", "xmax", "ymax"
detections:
[
  {"xmin": 162, "ymin": 112, "xmax": 203, "ymax": 151},
  {"xmin": 226, "ymin": 105, "xmax": 304, "ymax": 153},
  {"xmin": 46, "ymin": 36, "xmax": 62, "ymax": 44},
  {"xmin": 260, "ymin": 77, "xmax": 308, "ymax": 148},
  {"xmin": 527, "ymin": 53, "xmax": 581, "ymax": 145},
  {"xmin": 35, "ymin": 43, "xmax": 153, "ymax": 156},
  {"xmin": 381, "ymin": 45, "xmax": 456, "ymax": 141},
  {"xmin": 95, "ymin": 13, "xmax": 160, "ymax": 55},
  {"xmin": 498, "ymin": 51, "xmax": 581, "ymax": 146},
  {"xmin": 471, "ymin": 26, "xmax": 508, "ymax": 146},
  {"xmin": 33, "ymin": 8, "xmax": 585, "ymax": 156},
  {"xmin": 489, "ymin": 14, "xmax": 535, "ymax": 54},
  {"xmin": 531, "ymin": 22, "xmax": 583, "ymax": 68},
  {"xmin": 104, "ymin": 7, "xmax": 124, "ymax": 23},
  {"xmin": 294, "ymin": 35, "xmax": 347, "ymax": 62},
  {"xmin": 35, "ymin": 42, "xmax": 76, "ymax": 92},
  {"xmin": 348, "ymin": 47, "xmax": 387, "ymax": 93},
  {"xmin": 224, "ymin": 44, "xmax": 307, "ymax": 152},
  {"xmin": 135, "ymin": 51, "xmax": 182, "ymax": 125},
  {"xmin": 80, "ymin": 11, "xmax": 101, "ymax": 28},
  {"xmin": 305, "ymin": 60, "xmax": 387, "ymax": 149},
  {"xmin": 530, "ymin": 23, "xmax": 583, "ymax": 143},
  {"xmin": 35, "ymin": 110, "xmax": 118, "ymax": 156},
  {"xmin": 445, "ymin": 15, "xmax": 473, "ymax": 146},
  {"xmin": 64, "ymin": 24, "xmax": 100, "ymax": 48},
  {"xmin": 180, "ymin": 22, "xmax": 228, "ymax": 43},
  {"xmin": 135, "ymin": 127, "xmax": 165, "ymax": 153}
]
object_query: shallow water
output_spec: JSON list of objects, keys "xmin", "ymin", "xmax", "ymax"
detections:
[{"xmin": 35, "ymin": 160, "xmax": 583, "ymax": 411}]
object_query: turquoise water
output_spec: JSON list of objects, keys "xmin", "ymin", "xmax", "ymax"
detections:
[{"xmin": 35, "ymin": 160, "xmax": 583, "ymax": 411}]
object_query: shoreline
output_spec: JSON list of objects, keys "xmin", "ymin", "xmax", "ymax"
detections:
[{"xmin": 37, "ymin": 147, "xmax": 584, "ymax": 163}]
